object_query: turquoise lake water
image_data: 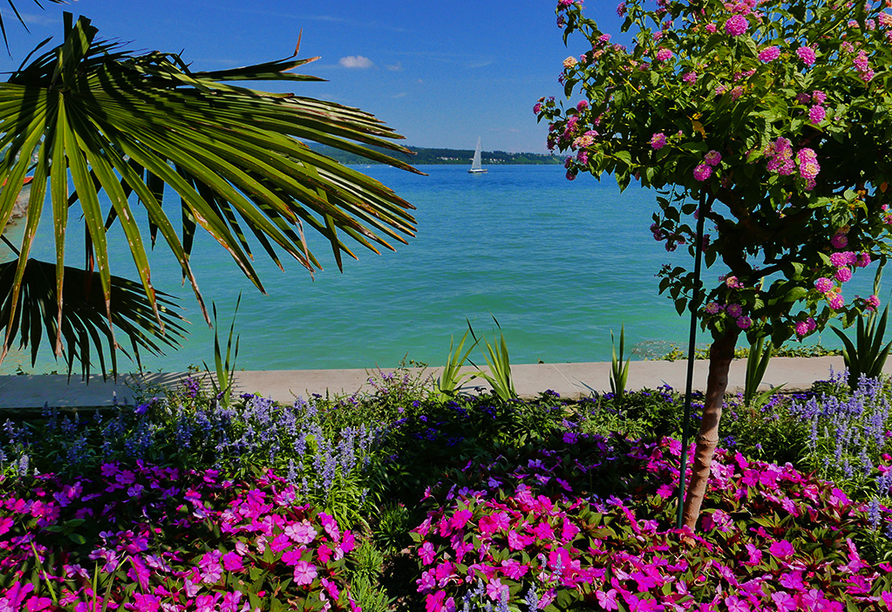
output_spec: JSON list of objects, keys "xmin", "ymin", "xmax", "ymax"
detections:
[{"xmin": 0, "ymin": 164, "xmax": 875, "ymax": 374}]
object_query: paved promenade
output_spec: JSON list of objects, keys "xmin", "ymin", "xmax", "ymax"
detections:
[{"xmin": 0, "ymin": 355, "xmax": 877, "ymax": 410}]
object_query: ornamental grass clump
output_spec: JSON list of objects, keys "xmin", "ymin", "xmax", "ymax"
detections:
[{"xmin": 411, "ymin": 434, "xmax": 892, "ymax": 611}]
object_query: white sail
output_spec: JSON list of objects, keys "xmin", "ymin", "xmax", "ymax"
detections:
[{"xmin": 468, "ymin": 137, "xmax": 487, "ymax": 173}]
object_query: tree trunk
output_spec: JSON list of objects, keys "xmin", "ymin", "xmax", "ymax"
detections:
[{"xmin": 682, "ymin": 326, "xmax": 740, "ymax": 529}]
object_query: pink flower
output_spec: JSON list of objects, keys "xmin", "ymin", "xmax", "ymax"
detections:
[
  {"xmin": 655, "ymin": 48, "xmax": 674, "ymax": 62},
  {"xmin": 830, "ymin": 251, "xmax": 856, "ymax": 267},
  {"xmin": 797, "ymin": 148, "xmax": 820, "ymax": 180},
  {"xmin": 796, "ymin": 46, "xmax": 816, "ymax": 66},
  {"xmin": 771, "ymin": 591, "xmax": 797, "ymax": 612},
  {"xmin": 725, "ymin": 595, "xmax": 751, "ymax": 612},
  {"xmin": 795, "ymin": 320, "xmax": 810, "ymax": 337},
  {"xmin": 867, "ymin": 294, "xmax": 881, "ymax": 310},
  {"xmin": 596, "ymin": 589, "xmax": 619, "ymax": 610},
  {"xmin": 857, "ymin": 252, "xmax": 871, "ymax": 267},
  {"xmin": 293, "ymin": 561, "xmax": 318, "ymax": 586},
  {"xmin": 693, "ymin": 164, "xmax": 712, "ymax": 181},
  {"xmin": 705, "ymin": 23, "xmax": 717, "ymax": 33},
  {"xmin": 758, "ymin": 46, "xmax": 780, "ymax": 62},
  {"xmin": 486, "ymin": 578, "xmax": 509, "ymax": 602},
  {"xmin": 704, "ymin": 150, "xmax": 722, "ymax": 166},
  {"xmin": 726, "ymin": 303, "xmax": 743, "ymax": 318},
  {"xmin": 420, "ymin": 541, "xmax": 437, "ymax": 565},
  {"xmin": 682, "ymin": 71, "xmax": 697, "ymax": 83},
  {"xmin": 835, "ymin": 267, "xmax": 853, "ymax": 283},
  {"xmin": 221, "ymin": 551, "xmax": 243, "ymax": 572},
  {"xmin": 831, "ymin": 232, "xmax": 848, "ymax": 248},
  {"xmin": 724, "ymin": 14, "xmax": 749, "ymax": 36},
  {"xmin": 705, "ymin": 302, "xmax": 723, "ymax": 314},
  {"xmin": 736, "ymin": 315, "xmax": 752, "ymax": 330},
  {"xmin": 812, "ymin": 90, "xmax": 827, "ymax": 104},
  {"xmin": 815, "ymin": 277, "xmax": 833, "ymax": 293},
  {"xmin": 809, "ymin": 105, "xmax": 826, "ymax": 124},
  {"xmin": 829, "ymin": 293, "xmax": 845, "ymax": 310},
  {"xmin": 650, "ymin": 132, "xmax": 667, "ymax": 149}
]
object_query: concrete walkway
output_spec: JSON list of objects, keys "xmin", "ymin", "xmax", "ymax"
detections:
[{"xmin": 0, "ymin": 355, "xmax": 873, "ymax": 411}]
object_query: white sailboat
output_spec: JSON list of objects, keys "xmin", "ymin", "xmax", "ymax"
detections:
[{"xmin": 468, "ymin": 137, "xmax": 487, "ymax": 174}]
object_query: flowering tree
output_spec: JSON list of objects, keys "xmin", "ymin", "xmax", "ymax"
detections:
[{"xmin": 537, "ymin": 0, "xmax": 892, "ymax": 528}]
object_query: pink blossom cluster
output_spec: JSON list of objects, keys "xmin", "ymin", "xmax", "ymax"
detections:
[
  {"xmin": 796, "ymin": 148, "xmax": 820, "ymax": 190},
  {"xmin": 853, "ymin": 50, "xmax": 875, "ymax": 82},
  {"xmin": 758, "ymin": 45, "xmax": 780, "ymax": 62},
  {"xmin": 650, "ymin": 132, "xmax": 667, "ymax": 150},
  {"xmin": 412, "ymin": 435, "xmax": 892, "ymax": 611},
  {"xmin": 794, "ymin": 317, "xmax": 817, "ymax": 337},
  {"xmin": 655, "ymin": 47, "xmax": 674, "ymax": 62},
  {"xmin": 0, "ymin": 465, "xmax": 360, "ymax": 611},
  {"xmin": 693, "ymin": 150, "xmax": 722, "ymax": 182},
  {"xmin": 764, "ymin": 137, "xmax": 796, "ymax": 175},
  {"xmin": 724, "ymin": 14, "xmax": 749, "ymax": 36},
  {"xmin": 796, "ymin": 46, "xmax": 817, "ymax": 66}
]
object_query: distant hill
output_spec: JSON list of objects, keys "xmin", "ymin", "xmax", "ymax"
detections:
[{"xmin": 308, "ymin": 143, "xmax": 562, "ymax": 166}]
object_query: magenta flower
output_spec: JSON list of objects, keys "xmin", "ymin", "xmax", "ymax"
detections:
[
  {"xmin": 796, "ymin": 46, "xmax": 816, "ymax": 66},
  {"xmin": 830, "ymin": 251, "xmax": 856, "ymax": 267},
  {"xmin": 829, "ymin": 293, "xmax": 845, "ymax": 309},
  {"xmin": 724, "ymin": 15, "xmax": 748, "ymax": 36},
  {"xmin": 835, "ymin": 267, "xmax": 853, "ymax": 283},
  {"xmin": 831, "ymin": 232, "xmax": 848, "ymax": 249},
  {"xmin": 693, "ymin": 164, "xmax": 712, "ymax": 181},
  {"xmin": 868, "ymin": 294, "xmax": 881, "ymax": 310},
  {"xmin": 758, "ymin": 46, "xmax": 780, "ymax": 62},
  {"xmin": 704, "ymin": 150, "xmax": 722, "ymax": 166},
  {"xmin": 726, "ymin": 303, "xmax": 743, "ymax": 318},
  {"xmin": 486, "ymin": 578, "xmax": 509, "ymax": 602},
  {"xmin": 812, "ymin": 90, "xmax": 827, "ymax": 104},
  {"xmin": 736, "ymin": 315, "xmax": 752, "ymax": 330},
  {"xmin": 221, "ymin": 551, "xmax": 243, "ymax": 572},
  {"xmin": 857, "ymin": 252, "xmax": 871, "ymax": 267},
  {"xmin": 809, "ymin": 105, "xmax": 826, "ymax": 124},
  {"xmin": 655, "ymin": 48, "xmax": 674, "ymax": 62},
  {"xmin": 650, "ymin": 132, "xmax": 667, "ymax": 150},
  {"xmin": 705, "ymin": 302, "xmax": 723, "ymax": 314},
  {"xmin": 815, "ymin": 277, "xmax": 833, "ymax": 293},
  {"xmin": 293, "ymin": 561, "xmax": 318, "ymax": 586}
]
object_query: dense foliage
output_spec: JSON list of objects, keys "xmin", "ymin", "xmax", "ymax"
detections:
[{"xmin": 1, "ymin": 364, "xmax": 891, "ymax": 610}]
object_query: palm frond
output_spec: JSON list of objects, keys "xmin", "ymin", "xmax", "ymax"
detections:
[
  {"xmin": 0, "ymin": 258, "xmax": 186, "ymax": 379},
  {"xmin": 0, "ymin": 13, "xmax": 420, "ymax": 376}
]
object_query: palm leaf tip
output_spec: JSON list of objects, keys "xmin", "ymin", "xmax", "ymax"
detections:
[{"xmin": 0, "ymin": 259, "xmax": 187, "ymax": 379}]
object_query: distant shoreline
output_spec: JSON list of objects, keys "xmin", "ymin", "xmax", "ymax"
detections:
[{"xmin": 310, "ymin": 143, "xmax": 562, "ymax": 166}]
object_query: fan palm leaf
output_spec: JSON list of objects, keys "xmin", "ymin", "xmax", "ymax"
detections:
[{"xmin": 0, "ymin": 13, "xmax": 419, "ymax": 374}]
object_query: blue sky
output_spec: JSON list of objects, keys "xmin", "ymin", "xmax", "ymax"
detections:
[{"xmin": 0, "ymin": 0, "xmax": 626, "ymax": 153}]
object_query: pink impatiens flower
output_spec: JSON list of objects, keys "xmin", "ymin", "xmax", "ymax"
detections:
[{"xmin": 293, "ymin": 561, "xmax": 318, "ymax": 586}]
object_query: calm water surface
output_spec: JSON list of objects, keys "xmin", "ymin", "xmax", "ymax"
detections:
[{"xmin": 0, "ymin": 165, "xmax": 869, "ymax": 374}]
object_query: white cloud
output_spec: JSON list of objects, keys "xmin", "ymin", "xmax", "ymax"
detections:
[
  {"xmin": 385, "ymin": 62, "xmax": 403, "ymax": 72},
  {"xmin": 339, "ymin": 55, "xmax": 374, "ymax": 69},
  {"xmin": 392, "ymin": 92, "xmax": 407, "ymax": 99}
]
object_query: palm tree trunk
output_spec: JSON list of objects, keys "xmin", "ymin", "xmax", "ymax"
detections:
[{"xmin": 682, "ymin": 326, "xmax": 740, "ymax": 529}]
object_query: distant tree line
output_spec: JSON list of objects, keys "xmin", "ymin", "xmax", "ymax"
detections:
[{"xmin": 309, "ymin": 143, "xmax": 562, "ymax": 165}]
